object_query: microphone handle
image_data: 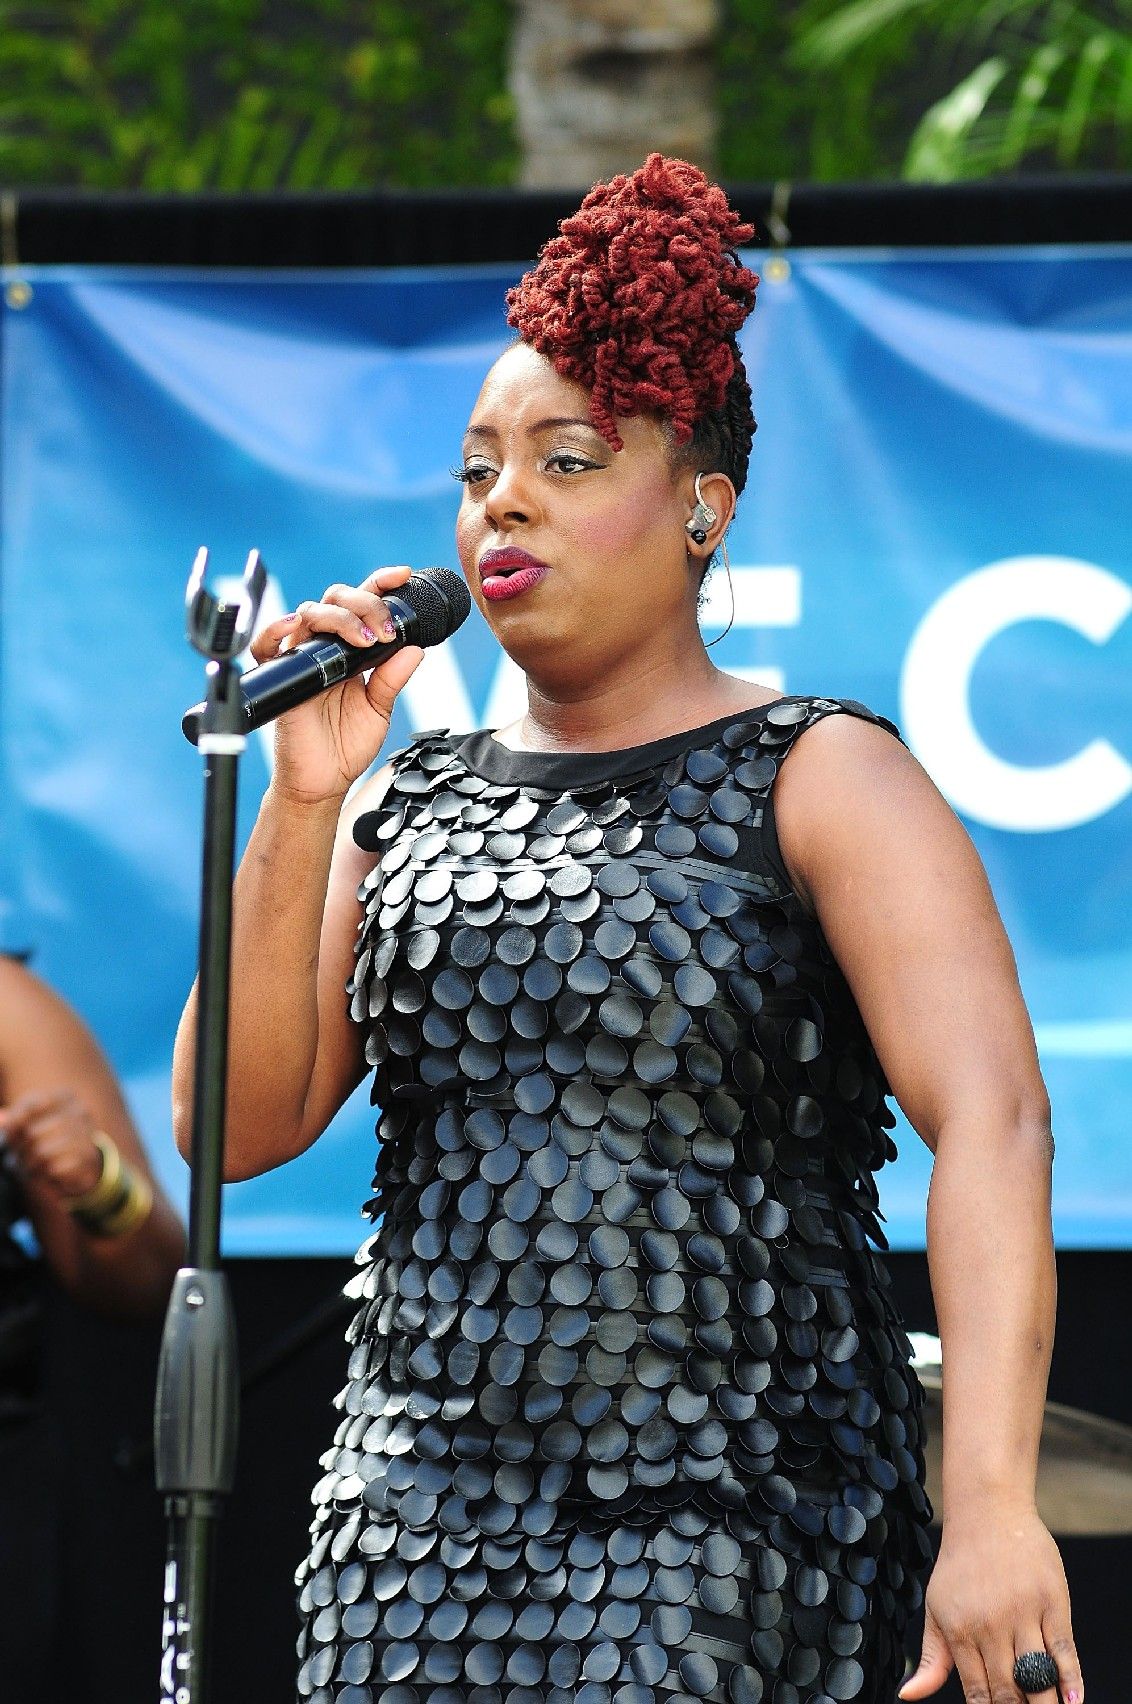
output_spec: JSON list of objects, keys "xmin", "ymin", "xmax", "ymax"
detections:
[{"xmin": 182, "ymin": 591, "xmax": 416, "ymax": 746}]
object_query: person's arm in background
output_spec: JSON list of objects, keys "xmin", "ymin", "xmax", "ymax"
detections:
[{"xmin": 0, "ymin": 958, "xmax": 185, "ymax": 1319}]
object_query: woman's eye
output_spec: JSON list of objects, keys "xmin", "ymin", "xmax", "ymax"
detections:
[
  {"xmin": 546, "ymin": 451, "xmax": 595, "ymax": 475},
  {"xmin": 450, "ymin": 462, "xmax": 495, "ymax": 485}
]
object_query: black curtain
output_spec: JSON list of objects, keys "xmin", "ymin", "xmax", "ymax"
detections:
[{"xmin": 5, "ymin": 173, "xmax": 1131, "ymax": 268}]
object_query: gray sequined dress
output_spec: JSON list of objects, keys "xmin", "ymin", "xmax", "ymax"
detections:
[{"xmin": 296, "ymin": 697, "xmax": 934, "ymax": 1704}]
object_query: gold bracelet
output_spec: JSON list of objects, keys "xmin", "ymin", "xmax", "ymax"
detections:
[
  {"xmin": 96, "ymin": 1170, "xmax": 154, "ymax": 1239},
  {"xmin": 65, "ymin": 1133, "xmax": 154, "ymax": 1238},
  {"xmin": 65, "ymin": 1132, "xmax": 123, "ymax": 1216}
]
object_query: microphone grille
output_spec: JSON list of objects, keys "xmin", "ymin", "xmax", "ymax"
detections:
[{"xmin": 400, "ymin": 567, "xmax": 472, "ymax": 646}]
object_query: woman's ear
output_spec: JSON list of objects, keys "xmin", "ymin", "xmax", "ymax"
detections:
[{"xmin": 684, "ymin": 470, "xmax": 737, "ymax": 560}]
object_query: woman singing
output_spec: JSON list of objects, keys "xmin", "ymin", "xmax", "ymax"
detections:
[{"xmin": 174, "ymin": 155, "xmax": 1080, "ymax": 1704}]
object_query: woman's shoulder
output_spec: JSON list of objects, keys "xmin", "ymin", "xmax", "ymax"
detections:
[
  {"xmin": 772, "ymin": 695, "xmax": 941, "ymax": 867},
  {"xmin": 706, "ymin": 693, "xmax": 904, "ymax": 786},
  {"xmin": 754, "ymin": 695, "xmax": 953, "ymax": 918},
  {"xmin": 766, "ymin": 693, "xmax": 902, "ymax": 745},
  {"xmin": 769, "ymin": 696, "xmax": 910, "ymax": 799}
]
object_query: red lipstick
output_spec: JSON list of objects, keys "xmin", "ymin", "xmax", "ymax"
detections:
[{"xmin": 479, "ymin": 547, "xmax": 549, "ymax": 603}]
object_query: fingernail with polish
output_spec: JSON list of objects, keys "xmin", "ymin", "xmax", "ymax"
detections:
[
  {"xmin": 383, "ymin": 619, "xmax": 396, "ymax": 637},
  {"xmin": 361, "ymin": 625, "xmax": 376, "ymax": 641}
]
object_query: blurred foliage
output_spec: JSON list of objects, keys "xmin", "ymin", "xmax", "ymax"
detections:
[
  {"xmin": 797, "ymin": 0, "xmax": 1132, "ymax": 179},
  {"xmin": 720, "ymin": 0, "xmax": 1132, "ymax": 180},
  {"xmin": 1, "ymin": 0, "xmax": 1127, "ymax": 189},
  {"xmin": 719, "ymin": 0, "xmax": 924, "ymax": 181},
  {"xmin": 0, "ymin": 0, "xmax": 516, "ymax": 189}
]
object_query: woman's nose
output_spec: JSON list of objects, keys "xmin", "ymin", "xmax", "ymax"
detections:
[{"xmin": 484, "ymin": 460, "xmax": 538, "ymax": 529}]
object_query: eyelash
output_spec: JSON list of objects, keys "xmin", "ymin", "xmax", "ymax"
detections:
[
  {"xmin": 547, "ymin": 452, "xmax": 596, "ymax": 475},
  {"xmin": 449, "ymin": 451, "xmax": 598, "ymax": 485}
]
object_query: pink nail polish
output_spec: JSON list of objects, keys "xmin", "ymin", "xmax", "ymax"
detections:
[
  {"xmin": 383, "ymin": 619, "xmax": 396, "ymax": 637},
  {"xmin": 1067, "ymin": 1692, "xmax": 1079, "ymax": 1702},
  {"xmin": 361, "ymin": 625, "xmax": 376, "ymax": 642}
]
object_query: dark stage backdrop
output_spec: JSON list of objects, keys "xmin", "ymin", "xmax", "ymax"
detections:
[
  {"xmin": 5, "ymin": 174, "xmax": 1132, "ymax": 266},
  {"xmin": 39, "ymin": 1252, "xmax": 1132, "ymax": 1703}
]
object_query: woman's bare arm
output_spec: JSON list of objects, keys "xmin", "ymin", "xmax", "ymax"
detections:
[
  {"xmin": 774, "ymin": 714, "xmax": 1080, "ymax": 1704},
  {"xmin": 172, "ymin": 566, "xmax": 424, "ymax": 1182},
  {"xmin": 172, "ymin": 766, "xmax": 390, "ymax": 1181}
]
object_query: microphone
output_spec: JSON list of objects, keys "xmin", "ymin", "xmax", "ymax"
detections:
[{"xmin": 182, "ymin": 567, "xmax": 471, "ymax": 746}]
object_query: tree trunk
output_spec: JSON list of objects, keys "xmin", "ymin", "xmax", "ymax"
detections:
[{"xmin": 509, "ymin": 0, "xmax": 720, "ymax": 189}]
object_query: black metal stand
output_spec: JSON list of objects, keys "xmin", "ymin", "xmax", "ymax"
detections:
[{"xmin": 153, "ymin": 548, "xmax": 266, "ymax": 1703}]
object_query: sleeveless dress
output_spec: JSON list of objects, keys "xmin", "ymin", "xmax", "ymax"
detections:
[{"xmin": 296, "ymin": 696, "xmax": 935, "ymax": 1704}]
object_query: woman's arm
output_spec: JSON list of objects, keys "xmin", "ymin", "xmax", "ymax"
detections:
[
  {"xmin": 171, "ymin": 567, "xmax": 424, "ymax": 1182},
  {"xmin": 774, "ymin": 713, "xmax": 1082, "ymax": 1704},
  {"xmin": 172, "ymin": 770, "xmax": 386, "ymax": 1180},
  {"xmin": 0, "ymin": 960, "xmax": 185, "ymax": 1319}
]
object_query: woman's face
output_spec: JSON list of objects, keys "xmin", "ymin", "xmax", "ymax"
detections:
[{"xmin": 455, "ymin": 343, "xmax": 701, "ymax": 683}]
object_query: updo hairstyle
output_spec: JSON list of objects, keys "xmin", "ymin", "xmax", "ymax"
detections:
[{"xmin": 505, "ymin": 153, "xmax": 759, "ymax": 497}]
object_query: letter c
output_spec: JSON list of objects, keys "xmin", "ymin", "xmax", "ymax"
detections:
[{"xmin": 900, "ymin": 557, "xmax": 1131, "ymax": 832}]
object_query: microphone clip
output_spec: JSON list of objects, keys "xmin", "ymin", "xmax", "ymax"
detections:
[
  {"xmin": 186, "ymin": 546, "xmax": 266, "ymax": 664},
  {"xmin": 184, "ymin": 547, "xmax": 267, "ymax": 746}
]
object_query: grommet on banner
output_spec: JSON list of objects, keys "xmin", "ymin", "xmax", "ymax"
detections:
[
  {"xmin": 1, "ymin": 190, "xmax": 31, "ymax": 309},
  {"xmin": 764, "ymin": 179, "xmax": 792, "ymax": 284}
]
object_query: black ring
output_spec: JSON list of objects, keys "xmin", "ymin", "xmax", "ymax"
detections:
[{"xmin": 1013, "ymin": 1650, "xmax": 1059, "ymax": 1694}]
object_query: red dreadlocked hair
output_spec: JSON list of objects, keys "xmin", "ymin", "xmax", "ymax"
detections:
[{"xmin": 506, "ymin": 153, "xmax": 759, "ymax": 453}]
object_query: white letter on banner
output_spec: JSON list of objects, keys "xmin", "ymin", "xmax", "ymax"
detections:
[
  {"xmin": 900, "ymin": 556, "xmax": 1132, "ymax": 832},
  {"xmin": 400, "ymin": 642, "xmax": 477, "ymax": 734}
]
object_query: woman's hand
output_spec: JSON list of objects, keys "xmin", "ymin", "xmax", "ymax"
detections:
[
  {"xmin": 900, "ymin": 1505, "xmax": 1082, "ymax": 1703},
  {"xmin": 250, "ymin": 564, "xmax": 425, "ymax": 805},
  {"xmin": 0, "ymin": 1088, "xmax": 105, "ymax": 1200}
]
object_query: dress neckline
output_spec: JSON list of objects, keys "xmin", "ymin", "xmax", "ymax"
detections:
[{"xmin": 450, "ymin": 699, "xmax": 791, "ymax": 789}]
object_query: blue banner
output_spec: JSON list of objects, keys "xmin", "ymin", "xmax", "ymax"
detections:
[{"xmin": 2, "ymin": 247, "xmax": 1129, "ymax": 1252}]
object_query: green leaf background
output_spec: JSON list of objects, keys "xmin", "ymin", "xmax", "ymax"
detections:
[
  {"xmin": 0, "ymin": 0, "xmax": 517, "ymax": 189},
  {"xmin": 0, "ymin": 0, "xmax": 1127, "ymax": 189}
]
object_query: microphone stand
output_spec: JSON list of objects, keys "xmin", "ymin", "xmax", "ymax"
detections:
[{"xmin": 153, "ymin": 547, "xmax": 266, "ymax": 1703}]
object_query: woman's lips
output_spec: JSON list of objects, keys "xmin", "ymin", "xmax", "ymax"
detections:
[{"xmin": 479, "ymin": 548, "xmax": 549, "ymax": 603}]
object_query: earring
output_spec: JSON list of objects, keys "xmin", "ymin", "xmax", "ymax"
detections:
[
  {"xmin": 704, "ymin": 535, "xmax": 736, "ymax": 648},
  {"xmin": 686, "ymin": 472, "xmax": 717, "ymax": 546}
]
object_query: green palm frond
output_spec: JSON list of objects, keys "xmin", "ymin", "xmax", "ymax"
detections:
[
  {"xmin": 1059, "ymin": 28, "xmax": 1121, "ymax": 157},
  {"xmin": 904, "ymin": 56, "xmax": 1010, "ymax": 178},
  {"xmin": 795, "ymin": 0, "xmax": 1132, "ymax": 179},
  {"xmin": 1000, "ymin": 38, "xmax": 1069, "ymax": 163},
  {"xmin": 795, "ymin": 0, "xmax": 938, "ymax": 67}
]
